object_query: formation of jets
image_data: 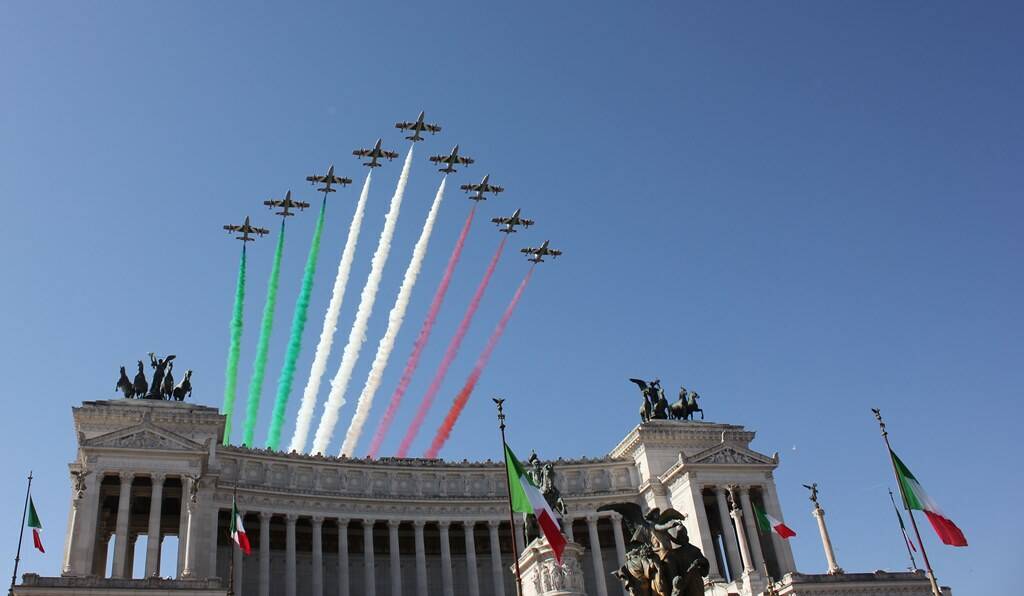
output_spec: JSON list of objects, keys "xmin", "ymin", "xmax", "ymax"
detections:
[
  {"xmin": 223, "ymin": 216, "xmax": 270, "ymax": 242},
  {"xmin": 264, "ymin": 190, "xmax": 310, "ymax": 217},
  {"xmin": 395, "ymin": 111, "xmax": 442, "ymax": 142},
  {"xmin": 460, "ymin": 174, "xmax": 504, "ymax": 201},
  {"xmin": 521, "ymin": 240, "xmax": 562, "ymax": 264},
  {"xmin": 306, "ymin": 165, "xmax": 352, "ymax": 193},
  {"xmin": 353, "ymin": 139, "xmax": 400, "ymax": 168},
  {"xmin": 491, "ymin": 208, "xmax": 534, "ymax": 234},
  {"xmin": 429, "ymin": 145, "xmax": 474, "ymax": 174}
]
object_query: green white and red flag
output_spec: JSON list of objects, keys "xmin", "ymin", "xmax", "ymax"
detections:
[
  {"xmin": 229, "ymin": 497, "xmax": 251, "ymax": 555},
  {"xmin": 890, "ymin": 449, "xmax": 967, "ymax": 547},
  {"xmin": 27, "ymin": 497, "xmax": 44, "ymax": 553},
  {"xmin": 504, "ymin": 443, "xmax": 567, "ymax": 563},
  {"xmin": 754, "ymin": 504, "xmax": 795, "ymax": 539}
]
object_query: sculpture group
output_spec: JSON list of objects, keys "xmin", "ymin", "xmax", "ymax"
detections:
[
  {"xmin": 629, "ymin": 378, "xmax": 704, "ymax": 423},
  {"xmin": 115, "ymin": 353, "xmax": 192, "ymax": 401}
]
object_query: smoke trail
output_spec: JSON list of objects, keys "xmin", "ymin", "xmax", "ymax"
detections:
[
  {"xmin": 242, "ymin": 219, "xmax": 287, "ymax": 447},
  {"xmin": 425, "ymin": 264, "xmax": 533, "ymax": 458},
  {"xmin": 340, "ymin": 177, "xmax": 450, "ymax": 456},
  {"xmin": 311, "ymin": 147, "xmax": 414, "ymax": 454},
  {"xmin": 221, "ymin": 246, "xmax": 247, "ymax": 445},
  {"xmin": 289, "ymin": 171, "xmax": 373, "ymax": 453},
  {"xmin": 366, "ymin": 206, "xmax": 476, "ymax": 458},
  {"xmin": 265, "ymin": 197, "xmax": 328, "ymax": 450}
]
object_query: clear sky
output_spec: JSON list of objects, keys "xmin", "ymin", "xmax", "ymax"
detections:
[{"xmin": 1, "ymin": 1, "xmax": 1019, "ymax": 592}]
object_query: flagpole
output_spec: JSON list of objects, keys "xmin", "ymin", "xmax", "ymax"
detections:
[
  {"xmin": 494, "ymin": 398, "xmax": 524, "ymax": 596},
  {"xmin": 9, "ymin": 471, "xmax": 33, "ymax": 596},
  {"xmin": 889, "ymin": 488, "xmax": 919, "ymax": 571},
  {"xmin": 226, "ymin": 485, "xmax": 236, "ymax": 596},
  {"xmin": 872, "ymin": 409, "xmax": 942, "ymax": 596}
]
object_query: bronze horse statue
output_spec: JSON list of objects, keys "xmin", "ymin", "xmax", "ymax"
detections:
[
  {"xmin": 172, "ymin": 370, "xmax": 192, "ymax": 401},
  {"xmin": 669, "ymin": 389, "xmax": 704, "ymax": 421},
  {"xmin": 115, "ymin": 366, "xmax": 134, "ymax": 399},
  {"xmin": 132, "ymin": 361, "xmax": 149, "ymax": 398}
]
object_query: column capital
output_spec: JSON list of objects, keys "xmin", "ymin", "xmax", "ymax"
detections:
[
  {"xmin": 609, "ymin": 512, "xmax": 623, "ymax": 525},
  {"xmin": 487, "ymin": 519, "xmax": 501, "ymax": 529},
  {"xmin": 119, "ymin": 471, "xmax": 135, "ymax": 484},
  {"xmin": 259, "ymin": 511, "xmax": 273, "ymax": 521},
  {"xmin": 387, "ymin": 519, "xmax": 402, "ymax": 529},
  {"xmin": 285, "ymin": 513, "xmax": 298, "ymax": 524},
  {"xmin": 438, "ymin": 520, "xmax": 451, "ymax": 530},
  {"xmin": 413, "ymin": 519, "xmax": 427, "ymax": 529},
  {"xmin": 312, "ymin": 515, "xmax": 324, "ymax": 526},
  {"xmin": 585, "ymin": 514, "xmax": 599, "ymax": 524},
  {"xmin": 362, "ymin": 518, "xmax": 376, "ymax": 528},
  {"xmin": 150, "ymin": 472, "xmax": 166, "ymax": 484},
  {"xmin": 463, "ymin": 520, "xmax": 476, "ymax": 530},
  {"xmin": 337, "ymin": 517, "xmax": 350, "ymax": 528}
]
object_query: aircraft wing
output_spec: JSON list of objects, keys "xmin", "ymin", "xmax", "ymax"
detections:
[
  {"xmin": 395, "ymin": 122, "xmax": 414, "ymax": 131},
  {"xmin": 491, "ymin": 216, "xmax": 511, "ymax": 224},
  {"xmin": 263, "ymin": 200, "xmax": 280, "ymax": 207},
  {"xmin": 307, "ymin": 175, "xmax": 325, "ymax": 183},
  {"xmin": 459, "ymin": 183, "xmax": 479, "ymax": 192},
  {"xmin": 489, "ymin": 184, "xmax": 504, "ymax": 193},
  {"xmin": 520, "ymin": 247, "xmax": 538, "ymax": 254},
  {"xmin": 548, "ymin": 249, "xmax": 562, "ymax": 256},
  {"xmin": 520, "ymin": 219, "xmax": 534, "ymax": 227},
  {"xmin": 458, "ymin": 156, "xmax": 475, "ymax": 165},
  {"xmin": 382, "ymin": 150, "xmax": 399, "ymax": 159},
  {"xmin": 295, "ymin": 201, "xmax": 311, "ymax": 209},
  {"xmin": 429, "ymin": 155, "xmax": 449, "ymax": 164},
  {"xmin": 254, "ymin": 227, "xmax": 270, "ymax": 235},
  {"xmin": 353, "ymin": 149, "xmax": 372, "ymax": 157},
  {"xmin": 425, "ymin": 124, "xmax": 441, "ymax": 133},
  {"xmin": 224, "ymin": 224, "xmax": 241, "ymax": 232}
]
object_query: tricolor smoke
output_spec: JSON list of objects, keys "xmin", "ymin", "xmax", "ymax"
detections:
[
  {"xmin": 367, "ymin": 206, "xmax": 476, "ymax": 458},
  {"xmin": 311, "ymin": 147, "xmax": 414, "ymax": 454},
  {"xmin": 289, "ymin": 171, "xmax": 373, "ymax": 453},
  {"xmin": 265, "ymin": 197, "xmax": 328, "ymax": 450},
  {"xmin": 242, "ymin": 219, "xmax": 287, "ymax": 446},
  {"xmin": 424, "ymin": 260, "xmax": 530, "ymax": 459},
  {"xmin": 340, "ymin": 176, "xmax": 449, "ymax": 456},
  {"xmin": 221, "ymin": 245, "xmax": 247, "ymax": 445}
]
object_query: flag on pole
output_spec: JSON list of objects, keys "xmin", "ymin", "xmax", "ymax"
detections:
[
  {"xmin": 27, "ymin": 497, "xmax": 44, "ymax": 553},
  {"xmin": 504, "ymin": 443, "xmax": 567, "ymax": 563},
  {"xmin": 890, "ymin": 449, "xmax": 967, "ymax": 547},
  {"xmin": 754, "ymin": 504, "xmax": 795, "ymax": 539},
  {"xmin": 230, "ymin": 497, "xmax": 251, "ymax": 555}
]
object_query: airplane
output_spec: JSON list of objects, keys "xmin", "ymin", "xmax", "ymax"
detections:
[
  {"xmin": 460, "ymin": 174, "xmax": 504, "ymax": 201},
  {"xmin": 521, "ymin": 240, "xmax": 562, "ymax": 263},
  {"xmin": 491, "ymin": 208, "xmax": 534, "ymax": 233},
  {"xmin": 395, "ymin": 111, "xmax": 442, "ymax": 142},
  {"xmin": 223, "ymin": 216, "xmax": 270, "ymax": 242},
  {"xmin": 353, "ymin": 139, "xmax": 400, "ymax": 168},
  {"xmin": 429, "ymin": 145, "xmax": 474, "ymax": 174},
  {"xmin": 264, "ymin": 190, "xmax": 310, "ymax": 217},
  {"xmin": 306, "ymin": 164, "xmax": 353, "ymax": 193}
]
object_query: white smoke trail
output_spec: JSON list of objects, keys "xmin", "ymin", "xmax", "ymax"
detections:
[
  {"xmin": 340, "ymin": 176, "xmax": 448, "ymax": 456},
  {"xmin": 288, "ymin": 171, "xmax": 373, "ymax": 453},
  {"xmin": 311, "ymin": 147, "xmax": 414, "ymax": 454}
]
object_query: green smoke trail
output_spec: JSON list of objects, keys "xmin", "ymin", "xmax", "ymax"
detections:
[
  {"xmin": 266, "ymin": 198, "xmax": 327, "ymax": 450},
  {"xmin": 242, "ymin": 219, "xmax": 286, "ymax": 446},
  {"xmin": 221, "ymin": 246, "xmax": 247, "ymax": 445}
]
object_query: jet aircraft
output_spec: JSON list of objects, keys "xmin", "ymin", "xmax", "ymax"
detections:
[
  {"xmin": 521, "ymin": 240, "xmax": 562, "ymax": 263},
  {"xmin": 353, "ymin": 139, "xmax": 400, "ymax": 168},
  {"xmin": 223, "ymin": 216, "xmax": 270, "ymax": 242},
  {"xmin": 491, "ymin": 208, "xmax": 534, "ymax": 233},
  {"xmin": 460, "ymin": 174, "xmax": 504, "ymax": 201},
  {"xmin": 429, "ymin": 145, "xmax": 474, "ymax": 174},
  {"xmin": 306, "ymin": 165, "xmax": 352, "ymax": 193},
  {"xmin": 264, "ymin": 190, "xmax": 310, "ymax": 217},
  {"xmin": 395, "ymin": 111, "xmax": 442, "ymax": 142}
]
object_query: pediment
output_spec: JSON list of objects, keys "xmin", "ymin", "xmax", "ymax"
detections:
[
  {"xmin": 82, "ymin": 422, "xmax": 204, "ymax": 452},
  {"xmin": 687, "ymin": 444, "xmax": 775, "ymax": 466}
]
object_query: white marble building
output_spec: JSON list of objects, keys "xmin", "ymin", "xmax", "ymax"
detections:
[{"xmin": 13, "ymin": 398, "xmax": 949, "ymax": 596}]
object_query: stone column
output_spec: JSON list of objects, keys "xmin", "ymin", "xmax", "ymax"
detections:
[
  {"xmin": 727, "ymin": 493, "xmax": 755, "ymax": 574},
  {"xmin": 812, "ymin": 504, "xmax": 843, "ymax": 574},
  {"xmin": 610, "ymin": 514, "xmax": 628, "ymax": 596},
  {"xmin": 761, "ymin": 484, "xmax": 797, "ymax": 574},
  {"xmin": 180, "ymin": 479, "xmax": 197, "ymax": 578},
  {"xmin": 563, "ymin": 516, "xmax": 575, "ymax": 542},
  {"xmin": 362, "ymin": 519, "xmax": 377, "ymax": 596},
  {"xmin": 487, "ymin": 520, "xmax": 506, "ymax": 596},
  {"xmin": 715, "ymin": 487, "xmax": 741, "ymax": 580},
  {"xmin": 462, "ymin": 521, "xmax": 480, "ymax": 596},
  {"xmin": 145, "ymin": 473, "xmax": 165, "ymax": 577},
  {"xmin": 124, "ymin": 534, "xmax": 137, "ymax": 578},
  {"xmin": 207, "ymin": 504, "xmax": 220, "ymax": 579},
  {"xmin": 111, "ymin": 472, "xmax": 134, "ymax": 578},
  {"xmin": 233, "ymin": 518, "xmax": 244, "ymax": 593},
  {"xmin": 61, "ymin": 471, "xmax": 87, "ymax": 576},
  {"xmin": 513, "ymin": 517, "xmax": 526, "ymax": 556},
  {"xmin": 439, "ymin": 521, "xmax": 454, "ymax": 596},
  {"xmin": 413, "ymin": 520, "xmax": 428, "ymax": 596},
  {"xmin": 177, "ymin": 478, "xmax": 189, "ymax": 576},
  {"xmin": 71, "ymin": 471, "xmax": 101, "ymax": 577},
  {"xmin": 93, "ymin": 534, "xmax": 111, "ymax": 577},
  {"xmin": 586, "ymin": 515, "xmax": 609, "ymax": 596},
  {"xmin": 312, "ymin": 516, "xmax": 325, "ymax": 596},
  {"xmin": 388, "ymin": 520, "xmax": 403, "ymax": 596},
  {"xmin": 337, "ymin": 519, "xmax": 350, "ymax": 596},
  {"xmin": 259, "ymin": 512, "xmax": 272, "ymax": 596},
  {"xmin": 738, "ymin": 487, "xmax": 766, "ymax": 573},
  {"xmin": 286, "ymin": 514, "xmax": 298, "ymax": 596}
]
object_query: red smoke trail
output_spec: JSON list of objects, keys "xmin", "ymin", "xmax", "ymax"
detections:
[
  {"xmin": 396, "ymin": 236, "xmax": 508, "ymax": 457},
  {"xmin": 424, "ymin": 265, "xmax": 534, "ymax": 459},
  {"xmin": 366, "ymin": 206, "xmax": 477, "ymax": 458}
]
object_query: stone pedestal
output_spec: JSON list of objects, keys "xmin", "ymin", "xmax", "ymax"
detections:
[{"xmin": 516, "ymin": 538, "xmax": 586, "ymax": 596}]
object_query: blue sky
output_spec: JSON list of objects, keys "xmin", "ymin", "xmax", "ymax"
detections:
[{"xmin": 1, "ymin": 1, "xmax": 1020, "ymax": 591}]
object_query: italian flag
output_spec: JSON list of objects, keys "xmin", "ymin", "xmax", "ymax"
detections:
[
  {"xmin": 504, "ymin": 443, "xmax": 567, "ymax": 563},
  {"xmin": 27, "ymin": 497, "xmax": 44, "ymax": 553},
  {"xmin": 890, "ymin": 449, "xmax": 967, "ymax": 547},
  {"xmin": 230, "ymin": 498, "xmax": 251, "ymax": 555},
  {"xmin": 754, "ymin": 504, "xmax": 795, "ymax": 539}
]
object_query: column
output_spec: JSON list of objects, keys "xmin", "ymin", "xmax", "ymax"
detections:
[
  {"xmin": 586, "ymin": 515, "xmax": 609, "ymax": 596},
  {"xmin": 487, "ymin": 521, "xmax": 505, "ymax": 596},
  {"xmin": 727, "ymin": 495, "xmax": 755, "ymax": 574},
  {"xmin": 439, "ymin": 521, "xmax": 454, "ymax": 596},
  {"xmin": 259, "ymin": 512, "xmax": 272, "ymax": 596},
  {"xmin": 513, "ymin": 517, "xmax": 526, "ymax": 556},
  {"xmin": 413, "ymin": 521, "xmax": 428, "ymax": 596},
  {"xmin": 462, "ymin": 522, "xmax": 480, "ymax": 596},
  {"xmin": 180, "ymin": 479, "xmax": 197, "ymax": 578},
  {"xmin": 61, "ymin": 472, "xmax": 87, "ymax": 576},
  {"xmin": 233, "ymin": 518, "xmax": 244, "ymax": 593},
  {"xmin": 93, "ymin": 534, "xmax": 111, "ymax": 577},
  {"xmin": 312, "ymin": 516, "xmax": 325, "ymax": 596},
  {"xmin": 688, "ymin": 484, "xmax": 721, "ymax": 580},
  {"xmin": 72, "ymin": 471, "xmax": 101, "ymax": 576},
  {"xmin": 610, "ymin": 514, "xmax": 628, "ymax": 596},
  {"xmin": 337, "ymin": 519, "xmax": 350, "ymax": 596},
  {"xmin": 286, "ymin": 514, "xmax": 298, "ymax": 596},
  {"xmin": 177, "ymin": 478, "xmax": 189, "ymax": 576},
  {"xmin": 111, "ymin": 472, "xmax": 134, "ymax": 578},
  {"xmin": 388, "ymin": 520, "xmax": 402, "ymax": 596},
  {"xmin": 715, "ymin": 487, "xmax": 741, "ymax": 580},
  {"xmin": 761, "ymin": 485, "xmax": 797, "ymax": 575},
  {"xmin": 207, "ymin": 505, "xmax": 220, "ymax": 579},
  {"xmin": 145, "ymin": 473, "xmax": 165, "ymax": 577},
  {"xmin": 563, "ymin": 516, "xmax": 575, "ymax": 542},
  {"xmin": 812, "ymin": 505, "xmax": 842, "ymax": 574},
  {"xmin": 738, "ymin": 488, "xmax": 766, "ymax": 573},
  {"xmin": 362, "ymin": 519, "xmax": 377, "ymax": 596}
]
